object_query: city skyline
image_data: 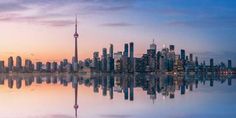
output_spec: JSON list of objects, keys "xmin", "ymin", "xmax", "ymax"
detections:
[{"xmin": 0, "ymin": 0, "xmax": 236, "ymax": 66}]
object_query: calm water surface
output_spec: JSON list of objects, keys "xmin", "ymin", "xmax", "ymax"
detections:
[{"xmin": 0, "ymin": 74, "xmax": 235, "ymax": 118}]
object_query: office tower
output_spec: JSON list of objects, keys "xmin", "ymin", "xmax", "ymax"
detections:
[
  {"xmin": 16, "ymin": 56, "xmax": 22, "ymax": 71},
  {"xmin": 114, "ymin": 52, "xmax": 123, "ymax": 72},
  {"xmin": 25, "ymin": 59, "xmax": 33, "ymax": 72},
  {"xmin": 74, "ymin": 16, "xmax": 79, "ymax": 63},
  {"xmin": 180, "ymin": 49, "xmax": 185, "ymax": 61},
  {"xmin": 129, "ymin": 42, "xmax": 134, "ymax": 58},
  {"xmin": 228, "ymin": 60, "xmax": 232, "ymax": 69},
  {"xmin": 189, "ymin": 53, "xmax": 193, "ymax": 62},
  {"xmin": 109, "ymin": 44, "xmax": 114, "ymax": 58},
  {"xmin": 93, "ymin": 52, "xmax": 100, "ymax": 71},
  {"xmin": 102, "ymin": 48, "xmax": 107, "ymax": 72},
  {"xmin": 107, "ymin": 44, "xmax": 114, "ymax": 72},
  {"xmin": 46, "ymin": 62, "xmax": 51, "ymax": 72},
  {"xmin": 36, "ymin": 62, "xmax": 43, "ymax": 72},
  {"xmin": 147, "ymin": 49, "xmax": 156, "ymax": 72},
  {"xmin": 210, "ymin": 58, "xmax": 214, "ymax": 72},
  {"xmin": 169, "ymin": 45, "xmax": 175, "ymax": 52},
  {"xmin": 195, "ymin": 57, "xmax": 199, "ymax": 67},
  {"xmin": 51, "ymin": 62, "xmax": 58, "ymax": 72},
  {"xmin": 0, "ymin": 61, "xmax": 4, "ymax": 73},
  {"xmin": 8, "ymin": 57, "xmax": 14, "ymax": 72},
  {"xmin": 129, "ymin": 42, "xmax": 134, "ymax": 73},
  {"xmin": 66, "ymin": 63, "xmax": 73, "ymax": 73},
  {"xmin": 150, "ymin": 39, "xmax": 157, "ymax": 53},
  {"xmin": 135, "ymin": 58, "xmax": 145, "ymax": 72},
  {"xmin": 124, "ymin": 43, "xmax": 129, "ymax": 57}
]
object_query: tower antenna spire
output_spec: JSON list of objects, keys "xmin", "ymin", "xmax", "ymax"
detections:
[{"xmin": 74, "ymin": 15, "xmax": 79, "ymax": 63}]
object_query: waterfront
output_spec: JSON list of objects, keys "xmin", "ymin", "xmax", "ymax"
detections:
[{"xmin": 0, "ymin": 74, "xmax": 235, "ymax": 118}]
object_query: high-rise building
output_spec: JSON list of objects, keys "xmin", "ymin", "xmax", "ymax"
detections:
[
  {"xmin": 114, "ymin": 52, "xmax": 123, "ymax": 72},
  {"xmin": 36, "ymin": 62, "xmax": 43, "ymax": 72},
  {"xmin": 169, "ymin": 45, "xmax": 175, "ymax": 52},
  {"xmin": 107, "ymin": 44, "xmax": 114, "ymax": 72},
  {"xmin": 0, "ymin": 61, "xmax": 4, "ymax": 73},
  {"xmin": 109, "ymin": 44, "xmax": 114, "ymax": 58},
  {"xmin": 210, "ymin": 58, "xmax": 214, "ymax": 72},
  {"xmin": 124, "ymin": 43, "xmax": 129, "ymax": 57},
  {"xmin": 102, "ymin": 48, "xmax": 107, "ymax": 72},
  {"xmin": 228, "ymin": 60, "xmax": 232, "ymax": 69},
  {"xmin": 150, "ymin": 39, "xmax": 157, "ymax": 53},
  {"xmin": 16, "ymin": 56, "xmax": 22, "ymax": 71},
  {"xmin": 129, "ymin": 42, "xmax": 134, "ymax": 73},
  {"xmin": 92, "ymin": 52, "xmax": 100, "ymax": 71},
  {"xmin": 52, "ymin": 62, "xmax": 58, "ymax": 72},
  {"xmin": 195, "ymin": 57, "xmax": 199, "ymax": 67},
  {"xmin": 180, "ymin": 49, "xmax": 185, "ymax": 61},
  {"xmin": 8, "ymin": 57, "xmax": 14, "ymax": 72},
  {"xmin": 189, "ymin": 53, "xmax": 193, "ymax": 62},
  {"xmin": 46, "ymin": 62, "xmax": 51, "ymax": 72},
  {"xmin": 25, "ymin": 59, "xmax": 33, "ymax": 72}
]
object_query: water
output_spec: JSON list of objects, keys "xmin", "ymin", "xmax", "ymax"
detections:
[{"xmin": 0, "ymin": 74, "xmax": 235, "ymax": 118}]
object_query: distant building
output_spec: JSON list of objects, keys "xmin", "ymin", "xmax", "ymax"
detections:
[
  {"xmin": 114, "ymin": 52, "xmax": 123, "ymax": 73},
  {"xmin": 0, "ymin": 61, "xmax": 4, "ymax": 73},
  {"xmin": 210, "ymin": 58, "xmax": 214, "ymax": 72},
  {"xmin": 129, "ymin": 42, "xmax": 134, "ymax": 73},
  {"xmin": 36, "ymin": 62, "xmax": 43, "ymax": 72},
  {"xmin": 52, "ymin": 62, "xmax": 58, "ymax": 72},
  {"xmin": 228, "ymin": 60, "xmax": 232, "ymax": 69},
  {"xmin": 102, "ymin": 48, "xmax": 107, "ymax": 72},
  {"xmin": 25, "ymin": 59, "xmax": 33, "ymax": 72},
  {"xmin": 46, "ymin": 62, "xmax": 51, "ymax": 72},
  {"xmin": 8, "ymin": 56, "xmax": 14, "ymax": 72},
  {"xmin": 92, "ymin": 51, "xmax": 100, "ymax": 71},
  {"xmin": 16, "ymin": 56, "xmax": 22, "ymax": 72},
  {"xmin": 169, "ymin": 45, "xmax": 175, "ymax": 52},
  {"xmin": 124, "ymin": 43, "xmax": 129, "ymax": 57}
]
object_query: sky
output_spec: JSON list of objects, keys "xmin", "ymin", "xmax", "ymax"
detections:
[{"xmin": 0, "ymin": 0, "xmax": 235, "ymax": 65}]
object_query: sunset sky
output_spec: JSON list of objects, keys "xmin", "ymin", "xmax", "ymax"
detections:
[{"xmin": 0, "ymin": 0, "xmax": 235, "ymax": 65}]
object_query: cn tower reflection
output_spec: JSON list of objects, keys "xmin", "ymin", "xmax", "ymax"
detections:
[{"xmin": 72, "ymin": 75, "xmax": 79, "ymax": 118}]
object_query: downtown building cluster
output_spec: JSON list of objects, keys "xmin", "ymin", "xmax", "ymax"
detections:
[
  {"xmin": 90, "ymin": 41, "xmax": 234, "ymax": 74},
  {"xmin": 0, "ymin": 42, "xmax": 235, "ymax": 74},
  {"xmin": 0, "ymin": 41, "xmax": 234, "ymax": 74}
]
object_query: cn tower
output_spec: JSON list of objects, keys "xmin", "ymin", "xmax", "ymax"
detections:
[{"xmin": 74, "ymin": 15, "xmax": 79, "ymax": 63}]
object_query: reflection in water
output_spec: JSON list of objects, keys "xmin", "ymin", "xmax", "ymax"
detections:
[{"xmin": 0, "ymin": 73, "xmax": 235, "ymax": 118}]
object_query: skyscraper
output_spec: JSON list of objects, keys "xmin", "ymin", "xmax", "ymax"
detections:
[
  {"xmin": 150, "ymin": 39, "xmax": 157, "ymax": 53},
  {"xmin": 8, "ymin": 57, "xmax": 14, "ymax": 72},
  {"xmin": 210, "ymin": 58, "xmax": 214, "ymax": 72},
  {"xmin": 124, "ymin": 43, "xmax": 129, "ymax": 57},
  {"xmin": 189, "ymin": 53, "xmax": 193, "ymax": 62},
  {"xmin": 74, "ymin": 16, "xmax": 79, "ymax": 63},
  {"xmin": 169, "ymin": 45, "xmax": 175, "ymax": 52},
  {"xmin": 129, "ymin": 42, "xmax": 134, "ymax": 73},
  {"xmin": 0, "ymin": 61, "xmax": 4, "ymax": 73},
  {"xmin": 93, "ymin": 51, "xmax": 100, "ymax": 71},
  {"xmin": 130, "ymin": 42, "xmax": 134, "ymax": 58},
  {"xmin": 228, "ymin": 60, "xmax": 232, "ymax": 69},
  {"xmin": 107, "ymin": 44, "xmax": 114, "ymax": 72},
  {"xmin": 16, "ymin": 56, "xmax": 22, "ymax": 71},
  {"xmin": 180, "ymin": 49, "xmax": 185, "ymax": 61},
  {"xmin": 102, "ymin": 48, "xmax": 107, "ymax": 72},
  {"xmin": 109, "ymin": 44, "xmax": 114, "ymax": 58}
]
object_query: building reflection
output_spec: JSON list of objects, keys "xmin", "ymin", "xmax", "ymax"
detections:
[{"xmin": 0, "ymin": 73, "xmax": 235, "ymax": 118}]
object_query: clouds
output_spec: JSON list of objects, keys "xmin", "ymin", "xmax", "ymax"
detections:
[{"xmin": 101, "ymin": 22, "xmax": 133, "ymax": 27}]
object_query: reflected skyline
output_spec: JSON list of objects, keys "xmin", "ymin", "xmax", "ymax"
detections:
[{"xmin": 0, "ymin": 73, "xmax": 235, "ymax": 118}]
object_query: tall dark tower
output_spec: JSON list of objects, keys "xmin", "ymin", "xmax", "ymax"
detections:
[
  {"xmin": 73, "ymin": 77, "xmax": 79, "ymax": 118},
  {"xmin": 74, "ymin": 16, "xmax": 79, "ymax": 63}
]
